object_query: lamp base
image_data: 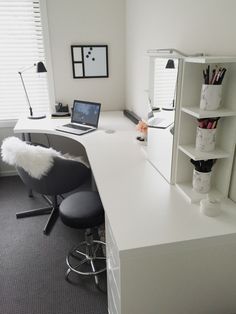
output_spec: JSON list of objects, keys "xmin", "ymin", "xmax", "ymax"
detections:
[
  {"xmin": 28, "ymin": 114, "xmax": 46, "ymax": 119},
  {"xmin": 162, "ymin": 107, "xmax": 175, "ymax": 111}
]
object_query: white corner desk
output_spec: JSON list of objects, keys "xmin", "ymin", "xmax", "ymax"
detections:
[{"xmin": 14, "ymin": 111, "xmax": 236, "ymax": 314}]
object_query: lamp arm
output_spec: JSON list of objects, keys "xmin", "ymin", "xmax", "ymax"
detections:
[
  {"xmin": 19, "ymin": 63, "xmax": 36, "ymax": 74},
  {"xmin": 18, "ymin": 72, "xmax": 33, "ymax": 117}
]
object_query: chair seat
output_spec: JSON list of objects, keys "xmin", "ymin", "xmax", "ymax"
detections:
[{"xmin": 59, "ymin": 191, "xmax": 104, "ymax": 229}]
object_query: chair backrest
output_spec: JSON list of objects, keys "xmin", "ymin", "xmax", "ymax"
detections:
[
  {"xmin": 1, "ymin": 137, "xmax": 91, "ymax": 196},
  {"xmin": 1, "ymin": 136, "xmax": 61, "ymax": 179},
  {"xmin": 17, "ymin": 156, "xmax": 90, "ymax": 196}
]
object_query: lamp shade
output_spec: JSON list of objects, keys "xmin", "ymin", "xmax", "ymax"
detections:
[
  {"xmin": 165, "ymin": 59, "xmax": 175, "ymax": 69},
  {"xmin": 36, "ymin": 61, "xmax": 47, "ymax": 73}
]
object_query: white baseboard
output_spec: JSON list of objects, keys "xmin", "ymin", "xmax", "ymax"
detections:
[{"xmin": 0, "ymin": 170, "xmax": 17, "ymax": 177}]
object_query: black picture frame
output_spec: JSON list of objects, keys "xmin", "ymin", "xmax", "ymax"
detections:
[{"xmin": 71, "ymin": 45, "xmax": 109, "ymax": 79}]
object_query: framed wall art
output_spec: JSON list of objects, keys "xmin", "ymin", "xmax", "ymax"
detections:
[{"xmin": 71, "ymin": 45, "xmax": 109, "ymax": 79}]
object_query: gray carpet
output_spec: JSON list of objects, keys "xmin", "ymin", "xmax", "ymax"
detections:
[{"xmin": 0, "ymin": 176, "xmax": 107, "ymax": 314}]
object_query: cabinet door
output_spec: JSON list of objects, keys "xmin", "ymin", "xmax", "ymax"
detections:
[
  {"xmin": 147, "ymin": 56, "xmax": 181, "ymax": 183},
  {"xmin": 106, "ymin": 215, "xmax": 121, "ymax": 314},
  {"xmin": 148, "ymin": 123, "xmax": 174, "ymax": 182}
]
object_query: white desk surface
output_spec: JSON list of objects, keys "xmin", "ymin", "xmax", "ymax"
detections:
[{"xmin": 14, "ymin": 111, "xmax": 236, "ymax": 252}]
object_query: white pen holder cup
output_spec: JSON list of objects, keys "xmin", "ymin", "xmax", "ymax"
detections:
[
  {"xmin": 200, "ymin": 84, "xmax": 222, "ymax": 110},
  {"xmin": 200, "ymin": 198, "xmax": 221, "ymax": 217},
  {"xmin": 195, "ymin": 127, "xmax": 216, "ymax": 152},
  {"xmin": 192, "ymin": 169, "xmax": 211, "ymax": 194}
]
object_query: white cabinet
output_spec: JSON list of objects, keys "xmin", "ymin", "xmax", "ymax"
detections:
[
  {"xmin": 147, "ymin": 111, "xmax": 175, "ymax": 182},
  {"xmin": 106, "ymin": 215, "xmax": 121, "ymax": 314},
  {"xmin": 106, "ymin": 219, "xmax": 236, "ymax": 314},
  {"xmin": 175, "ymin": 56, "xmax": 236, "ymax": 203}
]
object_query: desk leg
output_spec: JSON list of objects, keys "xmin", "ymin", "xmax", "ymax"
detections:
[{"xmin": 21, "ymin": 133, "xmax": 33, "ymax": 197}]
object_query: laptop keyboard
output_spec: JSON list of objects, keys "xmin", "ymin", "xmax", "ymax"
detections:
[{"xmin": 64, "ymin": 124, "xmax": 89, "ymax": 131}]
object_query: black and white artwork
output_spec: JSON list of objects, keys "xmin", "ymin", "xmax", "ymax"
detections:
[{"xmin": 71, "ymin": 45, "xmax": 108, "ymax": 78}]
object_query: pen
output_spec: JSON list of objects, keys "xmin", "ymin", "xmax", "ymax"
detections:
[
  {"xmin": 212, "ymin": 120, "xmax": 216, "ymax": 128},
  {"xmin": 215, "ymin": 67, "xmax": 222, "ymax": 85},
  {"xmin": 203, "ymin": 70, "xmax": 207, "ymax": 84},
  {"xmin": 211, "ymin": 69, "xmax": 218, "ymax": 85},
  {"xmin": 210, "ymin": 69, "xmax": 215, "ymax": 84},
  {"xmin": 207, "ymin": 65, "xmax": 210, "ymax": 84},
  {"xmin": 219, "ymin": 68, "xmax": 227, "ymax": 84}
]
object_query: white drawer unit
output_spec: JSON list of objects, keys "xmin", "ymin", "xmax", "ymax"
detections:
[
  {"xmin": 107, "ymin": 266, "xmax": 121, "ymax": 314},
  {"xmin": 106, "ymin": 215, "xmax": 121, "ymax": 314},
  {"xmin": 107, "ymin": 285, "xmax": 119, "ymax": 314},
  {"xmin": 106, "ymin": 215, "xmax": 120, "ymax": 290}
]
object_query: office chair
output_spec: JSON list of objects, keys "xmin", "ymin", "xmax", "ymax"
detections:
[{"xmin": 1, "ymin": 137, "xmax": 90, "ymax": 235}]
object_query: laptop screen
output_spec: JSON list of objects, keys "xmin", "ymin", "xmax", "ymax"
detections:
[{"xmin": 72, "ymin": 100, "xmax": 101, "ymax": 127}]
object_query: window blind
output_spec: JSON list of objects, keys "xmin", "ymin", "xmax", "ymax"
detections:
[
  {"xmin": 153, "ymin": 58, "xmax": 178, "ymax": 109},
  {"xmin": 0, "ymin": 0, "xmax": 50, "ymax": 120}
]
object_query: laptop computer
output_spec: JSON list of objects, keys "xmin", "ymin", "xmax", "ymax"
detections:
[
  {"xmin": 56, "ymin": 100, "xmax": 101, "ymax": 135},
  {"xmin": 147, "ymin": 102, "xmax": 174, "ymax": 129}
]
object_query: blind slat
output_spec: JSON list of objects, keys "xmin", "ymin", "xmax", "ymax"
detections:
[
  {"xmin": 0, "ymin": 0, "xmax": 50, "ymax": 120},
  {"xmin": 153, "ymin": 59, "xmax": 178, "ymax": 109}
]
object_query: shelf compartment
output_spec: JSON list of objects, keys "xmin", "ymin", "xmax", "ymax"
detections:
[
  {"xmin": 181, "ymin": 106, "xmax": 236, "ymax": 118},
  {"xmin": 178, "ymin": 145, "xmax": 230, "ymax": 161},
  {"xmin": 176, "ymin": 182, "xmax": 223, "ymax": 203}
]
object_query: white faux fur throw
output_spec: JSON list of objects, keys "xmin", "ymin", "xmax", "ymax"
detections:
[
  {"xmin": 1, "ymin": 137, "xmax": 61, "ymax": 179},
  {"xmin": 1, "ymin": 137, "xmax": 89, "ymax": 179}
]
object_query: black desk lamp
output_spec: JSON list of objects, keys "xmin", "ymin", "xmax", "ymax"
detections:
[
  {"xmin": 163, "ymin": 59, "xmax": 176, "ymax": 110},
  {"xmin": 165, "ymin": 59, "xmax": 175, "ymax": 69},
  {"xmin": 18, "ymin": 61, "xmax": 47, "ymax": 119}
]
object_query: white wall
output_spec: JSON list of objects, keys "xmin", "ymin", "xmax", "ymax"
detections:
[
  {"xmin": 126, "ymin": 0, "xmax": 236, "ymax": 119},
  {"xmin": 45, "ymin": 0, "xmax": 125, "ymax": 111}
]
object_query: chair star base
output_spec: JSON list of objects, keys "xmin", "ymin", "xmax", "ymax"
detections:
[
  {"xmin": 16, "ymin": 194, "xmax": 59, "ymax": 235},
  {"xmin": 65, "ymin": 229, "xmax": 106, "ymax": 288}
]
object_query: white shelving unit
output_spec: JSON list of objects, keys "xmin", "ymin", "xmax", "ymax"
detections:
[
  {"xmin": 176, "ymin": 182, "xmax": 223, "ymax": 203},
  {"xmin": 175, "ymin": 57, "xmax": 236, "ymax": 203}
]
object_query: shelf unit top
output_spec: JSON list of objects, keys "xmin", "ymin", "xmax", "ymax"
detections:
[
  {"xmin": 185, "ymin": 56, "xmax": 236, "ymax": 64},
  {"xmin": 181, "ymin": 106, "xmax": 236, "ymax": 118},
  {"xmin": 178, "ymin": 145, "xmax": 230, "ymax": 161}
]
